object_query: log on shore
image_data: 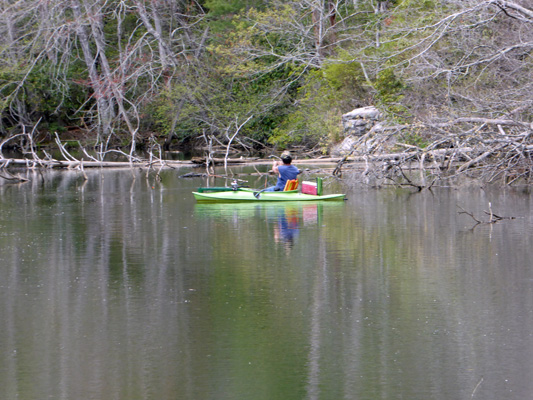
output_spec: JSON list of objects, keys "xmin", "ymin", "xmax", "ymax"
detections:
[
  {"xmin": 0, "ymin": 158, "xmax": 193, "ymax": 169},
  {"xmin": 191, "ymin": 157, "xmax": 260, "ymax": 165}
]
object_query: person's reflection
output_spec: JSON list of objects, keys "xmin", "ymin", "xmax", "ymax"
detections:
[{"xmin": 273, "ymin": 206, "xmax": 300, "ymax": 250}]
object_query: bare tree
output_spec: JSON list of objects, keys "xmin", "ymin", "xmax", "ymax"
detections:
[
  {"xmin": 329, "ymin": 0, "xmax": 533, "ymax": 185},
  {"xmin": 0, "ymin": 0, "xmax": 206, "ymax": 158}
]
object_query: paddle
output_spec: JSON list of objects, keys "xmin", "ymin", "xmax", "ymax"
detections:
[{"xmin": 253, "ymin": 188, "xmax": 267, "ymax": 199}]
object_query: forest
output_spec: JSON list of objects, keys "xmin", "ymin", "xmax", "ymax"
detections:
[{"xmin": 1, "ymin": 0, "xmax": 532, "ymax": 185}]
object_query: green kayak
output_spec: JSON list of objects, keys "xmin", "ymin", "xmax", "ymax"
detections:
[
  {"xmin": 192, "ymin": 190, "xmax": 345, "ymax": 202},
  {"xmin": 196, "ymin": 186, "xmax": 297, "ymax": 193}
]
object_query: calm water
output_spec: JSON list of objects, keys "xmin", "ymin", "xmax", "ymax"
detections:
[{"xmin": 0, "ymin": 168, "xmax": 532, "ymax": 400}]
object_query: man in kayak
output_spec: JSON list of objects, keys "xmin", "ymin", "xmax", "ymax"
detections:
[{"xmin": 264, "ymin": 153, "xmax": 301, "ymax": 191}]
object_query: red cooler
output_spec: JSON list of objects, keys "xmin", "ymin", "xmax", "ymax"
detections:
[{"xmin": 301, "ymin": 181, "xmax": 318, "ymax": 195}]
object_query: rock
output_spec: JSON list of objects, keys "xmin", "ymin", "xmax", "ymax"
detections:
[
  {"xmin": 343, "ymin": 119, "xmax": 372, "ymax": 136},
  {"xmin": 331, "ymin": 136, "xmax": 358, "ymax": 156},
  {"xmin": 332, "ymin": 107, "xmax": 384, "ymax": 155},
  {"xmin": 342, "ymin": 106, "xmax": 380, "ymax": 121},
  {"xmin": 341, "ymin": 106, "xmax": 381, "ymax": 137}
]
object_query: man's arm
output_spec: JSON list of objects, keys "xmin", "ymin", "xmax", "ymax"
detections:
[{"xmin": 271, "ymin": 160, "xmax": 282, "ymax": 175}]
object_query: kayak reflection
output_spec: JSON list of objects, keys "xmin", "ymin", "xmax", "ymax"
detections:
[{"xmin": 194, "ymin": 201, "xmax": 338, "ymax": 248}]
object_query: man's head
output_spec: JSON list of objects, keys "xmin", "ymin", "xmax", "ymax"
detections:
[
  {"xmin": 281, "ymin": 155, "xmax": 292, "ymax": 164},
  {"xmin": 281, "ymin": 152, "xmax": 292, "ymax": 164}
]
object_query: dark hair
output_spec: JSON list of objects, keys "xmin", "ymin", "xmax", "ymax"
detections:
[{"xmin": 281, "ymin": 155, "xmax": 292, "ymax": 164}]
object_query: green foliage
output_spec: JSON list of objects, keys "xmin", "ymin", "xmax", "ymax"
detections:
[
  {"xmin": 375, "ymin": 69, "xmax": 404, "ymax": 99},
  {"xmin": 397, "ymin": 0, "xmax": 437, "ymax": 10},
  {"xmin": 268, "ymin": 108, "xmax": 342, "ymax": 153},
  {"xmin": 204, "ymin": 0, "xmax": 246, "ymax": 16},
  {"xmin": 209, "ymin": 4, "xmax": 300, "ymax": 73},
  {"xmin": 400, "ymin": 131, "xmax": 428, "ymax": 149},
  {"xmin": 374, "ymin": 68, "xmax": 409, "ymax": 119},
  {"xmin": 267, "ymin": 67, "xmax": 353, "ymax": 151},
  {"xmin": 148, "ymin": 54, "xmax": 299, "ymax": 147},
  {"xmin": 322, "ymin": 60, "xmax": 365, "ymax": 92},
  {"xmin": 0, "ymin": 61, "xmax": 89, "ymax": 135},
  {"xmin": 204, "ymin": 0, "xmax": 269, "ymax": 33},
  {"xmin": 102, "ymin": 11, "xmax": 147, "ymax": 60},
  {"xmin": 265, "ymin": 51, "xmax": 381, "ymax": 150},
  {"xmin": 149, "ymin": 86, "xmax": 204, "ymax": 143}
]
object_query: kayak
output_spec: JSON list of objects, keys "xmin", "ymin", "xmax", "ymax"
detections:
[
  {"xmin": 193, "ymin": 178, "xmax": 345, "ymax": 202},
  {"xmin": 192, "ymin": 190, "xmax": 345, "ymax": 202}
]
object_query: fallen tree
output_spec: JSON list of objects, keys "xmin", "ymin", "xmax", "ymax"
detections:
[{"xmin": 336, "ymin": 116, "xmax": 533, "ymax": 188}]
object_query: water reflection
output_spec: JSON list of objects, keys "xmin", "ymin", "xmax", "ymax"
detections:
[
  {"xmin": 273, "ymin": 205, "xmax": 300, "ymax": 248},
  {"xmin": 1, "ymin": 170, "xmax": 533, "ymax": 400},
  {"xmin": 194, "ymin": 202, "xmax": 328, "ymax": 250}
]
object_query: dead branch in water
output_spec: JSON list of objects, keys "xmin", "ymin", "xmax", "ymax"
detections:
[
  {"xmin": 458, "ymin": 202, "xmax": 516, "ymax": 228},
  {"xmin": 0, "ymin": 169, "xmax": 29, "ymax": 183}
]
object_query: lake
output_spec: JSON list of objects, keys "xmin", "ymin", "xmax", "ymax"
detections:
[{"xmin": 0, "ymin": 167, "xmax": 532, "ymax": 400}]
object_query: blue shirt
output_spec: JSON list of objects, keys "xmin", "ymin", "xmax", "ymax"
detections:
[{"xmin": 274, "ymin": 164, "xmax": 300, "ymax": 191}]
